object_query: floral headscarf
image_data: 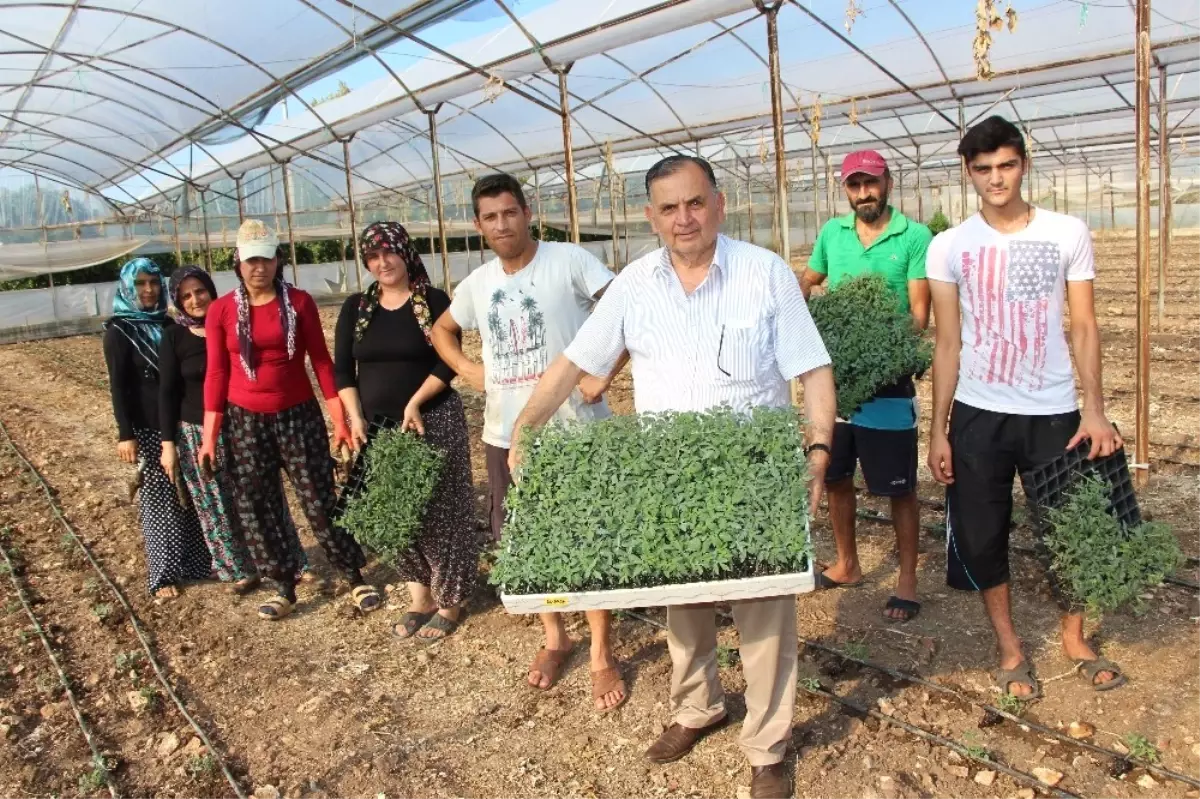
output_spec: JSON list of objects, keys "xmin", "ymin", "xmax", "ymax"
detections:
[
  {"xmin": 105, "ymin": 257, "xmax": 168, "ymax": 373},
  {"xmin": 167, "ymin": 266, "xmax": 218, "ymax": 329},
  {"xmin": 232, "ymin": 246, "xmax": 296, "ymax": 380},
  {"xmin": 355, "ymin": 221, "xmax": 433, "ymax": 342}
]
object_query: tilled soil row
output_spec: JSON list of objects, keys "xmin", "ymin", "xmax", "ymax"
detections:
[{"xmin": 0, "ymin": 434, "xmax": 241, "ymax": 798}]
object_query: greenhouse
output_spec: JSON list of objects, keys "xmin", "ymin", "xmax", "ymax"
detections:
[{"xmin": 0, "ymin": 2, "xmax": 1196, "ymax": 797}]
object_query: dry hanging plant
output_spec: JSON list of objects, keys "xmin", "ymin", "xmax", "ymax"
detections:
[
  {"xmin": 758, "ymin": 132, "xmax": 769, "ymax": 167},
  {"xmin": 482, "ymin": 73, "xmax": 505, "ymax": 103},
  {"xmin": 807, "ymin": 94, "xmax": 824, "ymax": 146},
  {"xmin": 844, "ymin": 0, "xmax": 864, "ymax": 34},
  {"xmin": 848, "ymin": 97, "xmax": 859, "ymax": 126},
  {"xmin": 974, "ymin": 0, "xmax": 1019, "ymax": 80}
]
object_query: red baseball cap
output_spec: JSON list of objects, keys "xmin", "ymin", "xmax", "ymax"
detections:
[{"xmin": 841, "ymin": 150, "xmax": 888, "ymax": 181}]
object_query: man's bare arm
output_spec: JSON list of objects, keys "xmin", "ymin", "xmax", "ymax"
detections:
[
  {"xmin": 508, "ymin": 355, "xmax": 586, "ymax": 472},
  {"xmin": 431, "ymin": 312, "xmax": 484, "ymax": 392},
  {"xmin": 800, "ymin": 268, "xmax": 826, "ymax": 300},
  {"xmin": 797, "ymin": 364, "xmax": 836, "ymax": 510},
  {"xmin": 927, "ymin": 280, "xmax": 961, "ymax": 484},
  {"xmin": 908, "ymin": 279, "xmax": 931, "ymax": 331}
]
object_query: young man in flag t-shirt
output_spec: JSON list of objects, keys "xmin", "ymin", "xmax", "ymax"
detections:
[{"xmin": 925, "ymin": 116, "xmax": 1125, "ymax": 699}]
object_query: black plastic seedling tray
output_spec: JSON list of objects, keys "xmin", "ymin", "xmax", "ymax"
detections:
[
  {"xmin": 331, "ymin": 415, "xmax": 399, "ymax": 521},
  {"xmin": 1020, "ymin": 437, "xmax": 1141, "ymax": 534}
]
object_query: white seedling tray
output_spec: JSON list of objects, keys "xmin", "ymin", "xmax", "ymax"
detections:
[{"xmin": 500, "ymin": 559, "xmax": 814, "ymax": 614}]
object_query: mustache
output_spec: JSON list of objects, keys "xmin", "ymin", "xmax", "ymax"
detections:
[{"xmin": 854, "ymin": 197, "xmax": 881, "ymax": 206}]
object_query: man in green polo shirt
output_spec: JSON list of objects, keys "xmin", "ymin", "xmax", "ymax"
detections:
[{"xmin": 801, "ymin": 149, "xmax": 931, "ymax": 623}]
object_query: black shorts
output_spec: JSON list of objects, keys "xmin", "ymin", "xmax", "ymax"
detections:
[
  {"xmin": 944, "ymin": 400, "xmax": 1080, "ymax": 604},
  {"xmin": 825, "ymin": 422, "xmax": 918, "ymax": 496}
]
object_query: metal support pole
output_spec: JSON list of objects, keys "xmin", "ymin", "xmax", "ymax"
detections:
[
  {"xmin": 235, "ymin": 175, "xmax": 245, "ymax": 223},
  {"xmin": 427, "ymin": 109, "xmax": 452, "ymax": 292},
  {"xmin": 825, "ymin": 154, "xmax": 834, "ymax": 219},
  {"xmin": 33, "ymin": 174, "xmax": 47, "ymax": 246},
  {"xmin": 172, "ymin": 217, "xmax": 183, "ymax": 267},
  {"xmin": 746, "ymin": 162, "xmax": 755, "ymax": 244},
  {"xmin": 915, "ymin": 144, "xmax": 923, "ymax": 220},
  {"xmin": 957, "ymin": 102, "xmax": 967, "ymax": 223},
  {"xmin": 269, "ymin": 165, "xmax": 281, "ymax": 230},
  {"xmin": 1134, "ymin": 0, "xmax": 1151, "ymax": 484},
  {"xmin": 556, "ymin": 65, "xmax": 581, "ymax": 244},
  {"xmin": 1063, "ymin": 168, "xmax": 1069, "ymax": 215},
  {"xmin": 199, "ymin": 188, "xmax": 213, "ymax": 273},
  {"xmin": 280, "ymin": 165, "xmax": 300, "ymax": 284},
  {"xmin": 342, "ymin": 139, "xmax": 363, "ymax": 293},
  {"xmin": 1084, "ymin": 168, "xmax": 1090, "ymax": 229},
  {"xmin": 896, "ymin": 166, "xmax": 905, "ymax": 216},
  {"xmin": 533, "ymin": 170, "xmax": 546, "ymax": 242},
  {"xmin": 607, "ymin": 166, "xmax": 620, "ymax": 268},
  {"xmin": 1109, "ymin": 168, "xmax": 1116, "ymax": 229},
  {"xmin": 1051, "ymin": 174, "xmax": 1058, "ymax": 213},
  {"xmin": 1157, "ymin": 64, "xmax": 1170, "ymax": 330},
  {"xmin": 765, "ymin": 4, "xmax": 790, "ymax": 262}
]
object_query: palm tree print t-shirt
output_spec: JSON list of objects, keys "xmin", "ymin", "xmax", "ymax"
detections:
[{"xmin": 448, "ymin": 241, "xmax": 616, "ymax": 448}]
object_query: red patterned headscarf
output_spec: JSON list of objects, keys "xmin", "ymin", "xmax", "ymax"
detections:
[{"xmin": 355, "ymin": 222, "xmax": 433, "ymax": 342}]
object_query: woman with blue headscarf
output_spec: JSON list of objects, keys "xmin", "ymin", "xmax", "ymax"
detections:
[{"xmin": 103, "ymin": 257, "xmax": 212, "ymax": 598}]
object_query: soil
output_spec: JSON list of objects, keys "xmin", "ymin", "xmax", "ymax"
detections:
[{"xmin": 0, "ymin": 233, "xmax": 1196, "ymax": 799}]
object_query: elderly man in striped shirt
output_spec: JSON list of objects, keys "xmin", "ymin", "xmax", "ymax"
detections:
[{"xmin": 510, "ymin": 155, "xmax": 836, "ymax": 799}]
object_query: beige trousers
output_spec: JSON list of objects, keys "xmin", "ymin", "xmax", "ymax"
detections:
[{"xmin": 666, "ymin": 595, "xmax": 798, "ymax": 766}]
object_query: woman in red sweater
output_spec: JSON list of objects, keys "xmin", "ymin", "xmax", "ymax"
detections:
[{"xmin": 202, "ymin": 220, "xmax": 380, "ymax": 620}]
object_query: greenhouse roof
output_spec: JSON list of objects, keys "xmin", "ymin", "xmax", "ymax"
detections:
[{"xmin": 0, "ymin": 0, "xmax": 1197, "ymax": 215}]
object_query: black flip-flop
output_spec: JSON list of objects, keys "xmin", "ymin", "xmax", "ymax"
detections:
[
  {"xmin": 816, "ymin": 571, "xmax": 864, "ymax": 590},
  {"xmin": 392, "ymin": 611, "xmax": 435, "ymax": 640},
  {"xmin": 882, "ymin": 596, "xmax": 921, "ymax": 623},
  {"xmin": 1075, "ymin": 657, "xmax": 1127, "ymax": 692},
  {"xmin": 416, "ymin": 613, "xmax": 461, "ymax": 644}
]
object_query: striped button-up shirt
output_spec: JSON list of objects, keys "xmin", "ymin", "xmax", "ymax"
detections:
[{"xmin": 564, "ymin": 235, "xmax": 831, "ymax": 413}]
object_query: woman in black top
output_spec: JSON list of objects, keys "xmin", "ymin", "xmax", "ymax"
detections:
[
  {"xmin": 103, "ymin": 258, "xmax": 210, "ymax": 598},
  {"xmin": 335, "ymin": 222, "xmax": 476, "ymax": 642},
  {"xmin": 158, "ymin": 266, "xmax": 309, "ymax": 595}
]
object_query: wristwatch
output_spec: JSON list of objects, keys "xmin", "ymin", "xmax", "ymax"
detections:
[{"xmin": 805, "ymin": 443, "xmax": 831, "ymax": 457}]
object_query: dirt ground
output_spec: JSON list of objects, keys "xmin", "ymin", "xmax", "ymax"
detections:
[{"xmin": 0, "ymin": 233, "xmax": 1196, "ymax": 799}]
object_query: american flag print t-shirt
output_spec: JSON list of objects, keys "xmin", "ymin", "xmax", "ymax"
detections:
[{"xmin": 926, "ymin": 209, "xmax": 1095, "ymax": 415}]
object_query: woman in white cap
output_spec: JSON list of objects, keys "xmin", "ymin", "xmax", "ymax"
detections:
[{"xmin": 201, "ymin": 220, "xmax": 381, "ymax": 620}]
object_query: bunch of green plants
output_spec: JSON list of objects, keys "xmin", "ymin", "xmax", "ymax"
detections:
[
  {"xmin": 927, "ymin": 209, "xmax": 951, "ymax": 235},
  {"xmin": 1043, "ymin": 474, "xmax": 1182, "ymax": 615},
  {"xmin": 808, "ymin": 274, "xmax": 933, "ymax": 418},
  {"xmin": 338, "ymin": 427, "xmax": 444, "ymax": 566},
  {"xmin": 491, "ymin": 408, "xmax": 811, "ymax": 594}
]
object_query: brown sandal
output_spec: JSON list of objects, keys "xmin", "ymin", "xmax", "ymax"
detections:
[
  {"xmin": 528, "ymin": 647, "xmax": 572, "ymax": 691},
  {"xmin": 590, "ymin": 666, "xmax": 628, "ymax": 713}
]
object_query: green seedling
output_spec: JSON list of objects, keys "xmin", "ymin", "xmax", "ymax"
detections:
[
  {"xmin": 716, "ymin": 645, "xmax": 740, "ymax": 668},
  {"xmin": 1044, "ymin": 474, "xmax": 1182, "ymax": 615},
  {"xmin": 492, "ymin": 408, "xmax": 811, "ymax": 594},
  {"xmin": 90, "ymin": 603, "xmax": 112, "ymax": 623},
  {"xmin": 114, "ymin": 651, "xmax": 142, "ymax": 672},
  {"xmin": 77, "ymin": 762, "xmax": 108, "ymax": 795},
  {"xmin": 186, "ymin": 754, "xmax": 217, "ymax": 777},
  {"xmin": 339, "ymin": 427, "xmax": 444, "ymax": 567},
  {"xmin": 808, "ymin": 274, "xmax": 933, "ymax": 418},
  {"xmin": 799, "ymin": 677, "xmax": 822, "ymax": 691},
  {"xmin": 1123, "ymin": 732, "xmax": 1160, "ymax": 763},
  {"xmin": 961, "ymin": 732, "xmax": 991, "ymax": 761},
  {"xmin": 995, "ymin": 692, "xmax": 1025, "ymax": 717},
  {"xmin": 843, "ymin": 641, "xmax": 869, "ymax": 661},
  {"xmin": 138, "ymin": 685, "xmax": 161, "ymax": 713}
]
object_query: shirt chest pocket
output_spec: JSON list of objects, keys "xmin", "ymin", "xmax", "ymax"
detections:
[{"xmin": 717, "ymin": 319, "xmax": 770, "ymax": 381}]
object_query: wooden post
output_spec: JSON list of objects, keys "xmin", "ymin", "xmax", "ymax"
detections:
[
  {"xmin": 1157, "ymin": 64, "xmax": 1171, "ymax": 330},
  {"xmin": 915, "ymin": 144, "xmax": 924, "ymax": 221},
  {"xmin": 1051, "ymin": 173, "xmax": 1058, "ymax": 213},
  {"xmin": 1109, "ymin": 168, "xmax": 1116, "ymax": 229},
  {"xmin": 1063, "ymin": 168, "xmax": 1069, "ymax": 215},
  {"xmin": 342, "ymin": 139, "xmax": 363, "ymax": 293},
  {"xmin": 1134, "ymin": 0, "xmax": 1151, "ymax": 484},
  {"xmin": 533, "ymin": 169, "xmax": 546, "ymax": 243},
  {"xmin": 269, "ymin": 165, "xmax": 281, "ymax": 231},
  {"xmin": 824, "ymin": 153, "xmax": 834, "ymax": 219},
  {"xmin": 620, "ymin": 174, "xmax": 630, "ymax": 264},
  {"xmin": 33, "ymin": 174, "xmax": 47, "ymax": 246},
  {"xmin": 428, "ymin": 110, "xmax": 452, "ymax": 293},
  {"xmin": 897, "ymin": 166, "xmax": 905, "ymax": 215},
  {"xmin": 173, "ymin": 216, "xmax": 183, "ymax": 267},
  {"xmin": 957, "ymin": 101, "xmax": 968, "ymax": 222},
  {"xmin": 556, "ymin": 65, "xmax": 581, "ymax": 243},
  {"xmin": 746, "ymin": 161, "xmax": 755, "ymax": 244},
  {"xmin": 606, "ymin": 166, "xmax": 620, "ymax": 268},
  {"xmin": 235, "ymin": 175, "xmax": 245, "ymax": 223},
  {"xmin": 280, "ymin": 166, "xmax": 300, "ymax": 284},
  {"xmin": 765, "ymin": 4, "xmax": 790, "ymax": 262},
  {"xmin": 809, "ymin": 143, "xmax": 819, "ymax": 235},
  {"xmin": 1084, "ymin": 168, "xmax": 1091, "ymax": 229}
]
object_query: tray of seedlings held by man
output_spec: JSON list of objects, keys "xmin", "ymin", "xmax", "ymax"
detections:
[{"xmin": 493, "ymin": 408, "xmax": 816, "ymax": 613}]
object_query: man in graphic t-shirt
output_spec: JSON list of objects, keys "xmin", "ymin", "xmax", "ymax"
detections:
[
  {"xmin": 802, "ymin": 150, "xmax": 931, "ymax": 623},
  {"xmin": 431, "ymin": 173, "xmax": 628, "ymax": 713},
  {"xmin": 926, "ymin": 116, "xmax": 1126, "ymax": 698}
]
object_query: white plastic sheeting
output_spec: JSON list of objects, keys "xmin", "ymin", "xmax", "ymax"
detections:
[
  {"xmin": 0, "ymin": 235, "xmax": 661, "ymax": 331},
  {"xmin": 0, "ymin": 238, "xmax": 147, "ymax": 281}
]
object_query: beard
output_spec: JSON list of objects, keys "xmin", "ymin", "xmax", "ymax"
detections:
[{"xmin": 853, "ymin": 187, "xmax": 890, "ymax": 223}]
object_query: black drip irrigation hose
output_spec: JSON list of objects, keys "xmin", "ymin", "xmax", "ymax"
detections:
[
  {"xmin": 0, "ymin": 531, "xmax": 120, "ymax": 799},
  {"xmin": 799, "ymin": 639, "xmax": 1200, "ymax": 791},
  {"xmin": 620, "ymin": 610, "xmax": 1200, "ymax": 793},
  {"xmin": 0, "ymin": 419, "xmax": 247, "ymax": 799}
]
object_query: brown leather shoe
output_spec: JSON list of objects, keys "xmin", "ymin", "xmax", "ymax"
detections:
[
  {"xmin": 644, "ymin": 717, "xmax": 728, "ymax": 764},
  {"xmin": 750, "ymin": 763, "xmax": 792, "ymax": 799}
]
